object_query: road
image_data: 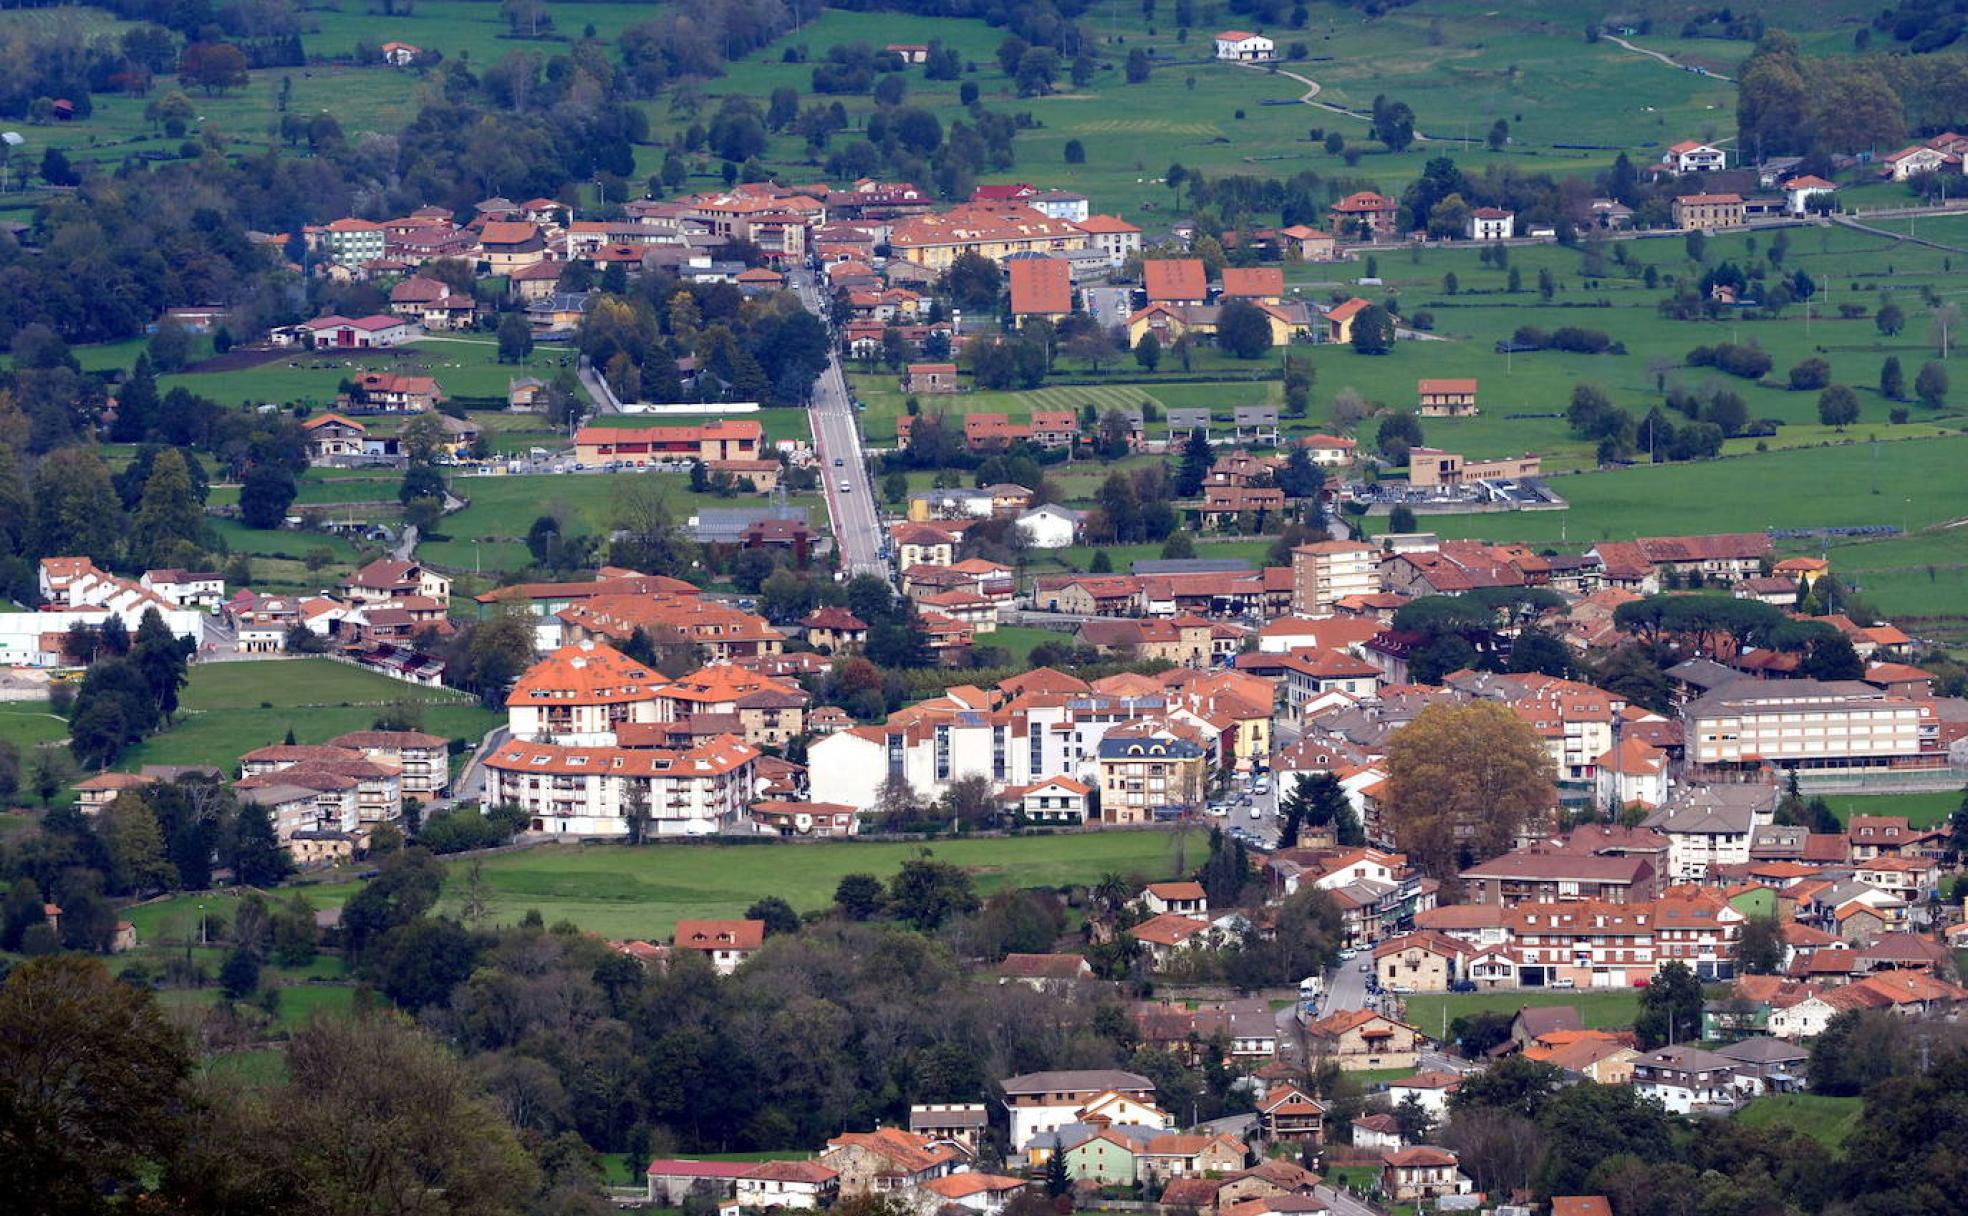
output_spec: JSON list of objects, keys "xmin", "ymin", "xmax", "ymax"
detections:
[
  {"xmin": 1601, "ymin": 32, "xmax": 1735, "ymax": 82},
  {"xmin": 789, "ymin": 268, "xmax": 890, "ymax": 580}
]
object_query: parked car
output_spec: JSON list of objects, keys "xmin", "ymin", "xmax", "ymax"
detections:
[
  {"xmin": 1449, "ymin": 980, "xmax": 1478, "ymax": 993},
  {"xmin": 1549, "ymin": 978, "xmax": 1577, "ymax": 989},
  {"xmin": 1359, "ymin": 960, "xmax": 1373, "ymax": 974}
]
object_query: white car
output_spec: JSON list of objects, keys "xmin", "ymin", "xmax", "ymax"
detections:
[
  {"xmin": 839, "ymin": 480, "xmax": 852, "ymax": 492},
  {"xmin": 1358, "ymin": 960, "xmax": 1372, "ymax": 973},
  {"xmin": 1549, "ymin": 978, "xmax": 1577, "ymax": 989},
  {"xmin": 1249, "ymin": 805, "xmax": 1263, "ymax": 819}
]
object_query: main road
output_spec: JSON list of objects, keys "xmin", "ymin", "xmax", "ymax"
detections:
[{"xmin": 789, "ymin": 268, "xmax": 890, "ymax": 581}]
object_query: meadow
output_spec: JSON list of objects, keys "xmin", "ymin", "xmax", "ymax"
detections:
[
  {"xmin": 418, "ymin": 832, "xmax": 1190, "ymax": 939},
  {"xmin": 1402, "ymin": 989, "xmax": 1644, "ymax": 1037},
  {"xmin": 1733, "ymin": 1093, "xmax": 1863, "ymax": 1151}
]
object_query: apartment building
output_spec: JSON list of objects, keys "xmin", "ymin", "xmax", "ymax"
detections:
[
  {"xmin": 1684, "ymin": 679, "xmax": 1938, "ymax": 773},
  {"xmin": 482, "ymin": 735, "xmax": 758, "ymax": 837},
  {"xmin": 1291, "ymin": 541, "xmax": 1378, "ymax": 616},
  {"xmin": 1097, "ymin": 733, "xmax": 1208, "ymax": 824},
  {"xmin": 505, "ymin": 640, "xmax": 666, "ymax": 745}
]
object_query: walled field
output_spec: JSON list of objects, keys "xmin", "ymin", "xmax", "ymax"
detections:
[{"xmin": 1402, "ymin": 989, "xmax": 1644, "ymax": 1036}]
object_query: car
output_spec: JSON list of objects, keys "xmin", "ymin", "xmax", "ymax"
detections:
[
  {"xmin": 1337, "ymin": 948, "xmax": 1357, "ymax": 961},
  {"xmin": 1449, "ymin": 980, "xmax": 1478, "ymax": 993},
  {"xmin": 834, "ymin": 457, "xmax": 844, "ymax": 467},
  {"xmin": 1249, "ymin": 805, "xmax": 1263, "ymax": 819},
  {"xmin": 1389, "ymin": 984, "xmax": 1414, "ymax": 996},
  {"xmin": 1549, "ymin": 978, "xmax": 1577, "ymax": 989},
  {"xmin": 1207, "ymin": 804, "xmax": 1228, "ymax": 818},
  {"xmin": 1359, "ymin": 960, "xmax": 1373, "ymax": 973},
  {"xmin": 840, "ymin": 480, "xmax": 852, "ymax": 492},
  {"xmin": 1252, "ymin": 778, "xmax": 1270, "ymax": 794}
]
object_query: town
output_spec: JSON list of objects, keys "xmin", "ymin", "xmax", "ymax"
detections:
[{"xmin": 5, "ymin": 2, "xmax": 1968, "ymax": 1215}]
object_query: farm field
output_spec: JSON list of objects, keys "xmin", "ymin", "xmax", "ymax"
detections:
[
  {"xmin": 423, "ymin": 833, "xmax": 1192, "ymax": 939},
  {"xmin": 159, "ymin": 338, "xmax": 576, "ymax": 410}
]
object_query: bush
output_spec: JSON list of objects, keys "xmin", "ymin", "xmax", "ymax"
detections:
[
  {"xmin": 1787, "ymin": 357, "xmax": 1831, "ymax": 391},
  {"xmin": 1688, "ymin": 342, "xmax": 1773, "ymax": 380}
]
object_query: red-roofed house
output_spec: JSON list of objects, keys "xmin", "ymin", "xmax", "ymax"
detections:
[
  {"xmin": 1329, "ymin": 191, "xmax": 1398, "ymax": 239},
  {"xmin": 672, "ymin": 918, "xmax": 765, "ymax": 974},
  {"xmin": 1008, "ymin": 256, "xmax": 1074, "ymax": 325},
  {"xmin": 1145, "ymin": 258, "xmax": 1209, "ymax": 305}
]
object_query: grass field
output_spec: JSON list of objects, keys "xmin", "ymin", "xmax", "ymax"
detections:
[
  {"xmin": 1819, "ymin": 791, "xmax": 1962, "ymax": 828},
  {"xmin": 108, "ymin": 659, "xmax": 499, "ymax": 777},
  {"xmin": 432, "ymin": 833, "xmax": 1192, "ymax": 939},
  {"xmin": 1403, "ymin": 989, "xmax": 1643, "ymax": 1037},
  {"xmin": 1734, "ymin": 1093, "xmax": 1862, "ymax": 1151}
]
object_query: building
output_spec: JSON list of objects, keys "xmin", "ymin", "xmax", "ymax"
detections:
[
  {"xmin": 887, "ymin": 203, "xmax": 1089, "ymax": 270},
  {"xmin": 1683, "ymin": 679, "xmax": 1935, "ymax": 774},
  {"xmin": 1372, "ymin": 931, "xmax": 1468, "ymax": 992},
  {"xmin": 1417, "ymin": 379, "xmax": 1479, "ymax": 417},
  {"xmin": 325, "ymin": 729, "xmax": 451, "ymax": 798},
  {"xmin": 483, "ymin": 736, "xmax": 759, "ymax": 838},
  {"xmin": 735, "ymin": 1161, "xmax": 839, "ymax": 1209},
  {"xmin": 1302, "ymin": 1009, "xmax": 1424, "ymax": 1071},
  {"xmin": 1278, "ymin": 224, "xmax": 1337, "ymax": 261},
  {"xmin": 1144, "ymin": 258, "xmax": 1209, "ymax": 306},
  {"xmin": 1097, "ymin": 734, "xmax": 1208, "ymax": 823},
  {"xmin": 1000, "ymin": 1070, "xmax": 1162, "ymax": 1150},
  {"xmin": 1664, "ymin": 141, "xmax": 1727, "ymax": 173},
  {"xmin": 1077, "ymin": 214, "xmax": 1143, "ymax": 266},
  {"xmin": 906, "ymin": 362, "xmax": 958, "ymax": 393},
  {"xmin": 671, "ymin": 918, "xmax": 765, "ymax": 974},
  {"xmin": 647, "ymin": 1160, "xmax": 754, "ymax": 1205},
  {"xmin": 1672, "ymin": 193, "xmax": 1745, "ymax": 230},
  {"xmin": 1380, "ymin": 1148, "xmax": 1470, "ymax": 1203},
  {"xmin": 1459, "ymin": 850, "xmax": 1658, "ymax": 907},
  {"xmin": 1782, "ymin": 175, "xmax": 1837, "ymax": 215},
  {"xmin": 1467, "ymin": 208, "xmax": 1514, "ymax": 241},
  {"xmin": 1213, "ymin": 30, "xmax": 1276, "ymax": 60},
  {"xmin": 1405, "ymin": 448, "xmax": 1542, "ymax": 489},
  {"xmin": 1631, "ymin": 1046, "xmax": 1742, "ymax": 1114},
  {"xmin": 1329, "ymin": 192, "xmax": 1399, "ymax": 239},
  {"xmin": 1008, "ymin": 256, "xmax": 1074, "ymax": 326},
  {"xmin": 574, "ymin": 419, "xmax": 764, "ymax": 466},
  {"xmin": 299, "ymin": 314, "xmax": 415, "ymax": 349},
  {"xmin": 1291, "ymin": 541, "xmax": 1378, "ymax": 616},
  {"xmin": 310, "ymin": 218, "xmax": 387, "ymax": 265},
  {"xmin": 909, "ymin": 1103, "xmax": 990, "ymax": 1153}
]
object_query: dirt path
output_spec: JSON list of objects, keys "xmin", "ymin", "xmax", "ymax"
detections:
[
  {"xmin": 1229, "ymin": 59, "xmax": 1427, "ymax": 137},
  {"xmin": 1601, "ymin": 33, "xmax": 1735, "ymax": 83}
]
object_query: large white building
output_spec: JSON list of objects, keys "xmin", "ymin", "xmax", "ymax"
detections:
[
  {"xmin": 505, "ymin": 639, "xmax": 665, "ymax": 745},
  {"xmin": 999, "ymin": 1070, "xmax": 1164, "ymax": 1149},
  {"xmin": 4, "ymin": 558, "xmax": 205, "ymax": 667},
  {"xmin": 482, "ymin": 735, "xmax": 758, "ymax": 837},
  {"xmin": 1684, "ymin": 678, "xmax": 1937, "ymax": 773},
  {"xmin": 1290, "ymin": 541, "xmax": 1379, "ymax": 617},
  {"xmin": 1213, "ymin": 30, "xmax": 1275, "ymax": 60}
]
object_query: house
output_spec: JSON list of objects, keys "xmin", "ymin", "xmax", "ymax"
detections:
[
  {"xmin": 915, "ymin": 1174, "xmax": 1031, "ymax": 1214},
  {"xmin": 1380, "ymin": 1148, "xmax": 1470, "ymax": 1203},
  {"xmin": 1012, "ymin": 775, "xmax": 1092, "ymax": 824},
  {"xmin": 477, "ymin": 220, "xmax": 548, "ymax": 273},
  {"xmin": 350, "ymin": 371, "xmax": 442, "ymax": 413},
  {"xmin": 1097, "ymin": 733, "xmax": 1209, "ymax": 823},
  {"xmin": 1782, "ymin": 175, "xmax": 1837, "ymax": 216},
  {"xmin": 647, "ymin": 1160, "xmax": 754, "ymax": 1205},
  {"xmin": 1329, "ymin": 192, "xmax": 1399, "ymax": 239},
  {"xmin": 300, "ymin": 314, "xmax": 415, "ymax": 349},
  {"xmin": 302, "ymin": 412, "xmax": 368, "ymax": 464},
  {"xmin": 344, "ymin": 558, "xmax": 451, "ymax": 608},
  {"xmin": 1008, "ymin": 256, "xmax": 1074, "ymax": 325},
  {"xmin": 998, "ymin": 953, "xmax": 1094, "ymax": 990},
  {"xmin": 1351, "ymin": 1114, "xmax": 1403, "ymax": 1152},
  {"xmin": 1144, "ymin": 258, "xmax": 1209, "ymax": 305},
  {"xmin": 1221, "ymin": 266, "xmax": 1287, "ymax": 303},
  {"xmin": 886, "ymin": 43, "xmax": 931, "ymax": 63},
  {"xmin": 1672, "ymin": 193, "xmax": 1745, "ymax": 230},
  {"xmin": 141, "ymin": 568, "xmax": 225, "ymax": 610},
  {"xmin": 1372, "ymin": 931, "xmax": 1467, "ymax": 993},
  {"xmin": 1387, "ymin": 1071, "xmax": 1462, "ymax": 1115},
  {"xmin": 802, "ymin": 606, "xmax": 869, "ymax": 652},
  {"xmin": 671, "ymin": 918, "xmax": 765, "ymax": 974},
  {"xmin": 1058, "ymin": 1129, "xmax": 1143, "ymax": 1186},
  {"xmin": 1077, "ymin": 214, "xmax": 1144, "ymax": 266},
  {"xmin": 1141, "ymin": 880, "xmax": 1209, "ymax": 917},
  {"xmin": 1138, "ymin": 1134, "xmax": 1248, "ymax": 1184},
  {"xmin": 380, "ymin": 40, "xmax": 421, "ymax": 65},
  {"xmin": 1256, "ymin": 1086, "xmax": 1327, "ymax": 1142},
  {"xmin": 736, "ymin": 1161, "xmax": 839, "ymax": 1209},
  {"xmin": 909, "ymin": 1103, "xmax": 989, "ymax": 1153},
  {"xmin": 1631, "ymin": 1045, "xmax": 1742, "ymax": 1113},
  {"xmin": 1016, "ymin": 504, "xmax": 1080, "ymax": 549},
  {"xmin": 1000, "ymin": 1069, "xmax": 1161, "ymax": 1149},
  {"xmin": 1128, "ymin": 912, "xmax": 1217, "ymax": 967},
  {"xmin": 1468, "ymin": 208, "xmax": 1514, "ymax": 241},
  {"xmin": 1416, "ymin": 378, "xmax": 1478, "ymax": 416},
  {"xmin": 1213, "ymin": 30, "xmax": 1276, "ymax": 60},
  {"xmin": 1882, "ymin": 142, "xmax": 1957, "ymax": 181},
  {"xmin": 1302, "ymin": 1009, "xmax": 1425, "ymax": 1071},
  {"xmin": 1292, "ymin": 540, "xmax": 1378, "ymax": 616},
  {"xmin": 820, "ymin": 1127, "xmax": 964, "ymax": 1194},
  {"xmin": 1278, "ymin": 224, "xmax": 1337, "ymax": 261},
  {"xmin": 1714, "ymin": 1036, "xmax": 1809, "ymax": 1095},
  {"xmin": 906, "ymin": 362, "xmax": 958, "ymax": 393},
  {"xmin": 1664, "ymin": 140, "xmax": 1727, "ymax": 173},
  {"xmin": 1322, "ymin": 298, "xmax": 1374, "ymax": 344}
]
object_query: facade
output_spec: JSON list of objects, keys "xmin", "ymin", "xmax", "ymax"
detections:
[
  {"xmin": 506, "ymin": 640, "xmax": 664, "ymax": 745},
  {"xmin": 1632, "ymin": 1046, "xmax": 1742, "ymax": 1114},
  {"xmin": 483, "ymin": 736, "xmax": 759, "ymax": 838},
  {"xmin": 1672, "ymin": 193, "xmax": 1746, "ymax": 230},
  {"xmin": 1291, "ymin": 541, "xmax": 1378, "ymax": 616},
  {"xmin": 574, "ymin": 419, "xmax": 764, "ymax": 466},
  {"xmin": 1684, "ymin": 679, "xmax": 1935, "ymax": 773},
  {"xmin": 1302, "ymin": 1009, "xmax": 1424, "ymax": 1071},
  {"xmin": 1213, "ymin": 30, "xmax": 1276, "ymax": 60},
  {"xmin": 1000, "ymin": 1070, "xmax": 1161, "ymax": 1150},
  {"xmin": 672, "ymin": 918, "xmax": 765, "ymax": 974},
  {"xmin": 1467, "ymin": 208, "xmax": 1514, "ymax": 240},
  {"xmin": 1665, "ymin": 141, "xmax": 1727, "ymax": 173},
  {"xmin": 1098, "ymin": 735, "xmax": 1207, "ymax": 823},
  {"xmin": 1416, "ymin": 379, "xmax": 1479, "ymax": 417}
]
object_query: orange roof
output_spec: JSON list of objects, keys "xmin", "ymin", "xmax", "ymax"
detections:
[
  {"xmin": 1220, "ymin": 266, "xmax": 1286, "ymax": 299},
  {"xmin": 478, "ymin": 220, "xmax": 541, "ymax": 245},
  {"xmin": 1077, "ymin": 214, "xmax": 1142, "ymax": 234},
  {"xmin": 673, "ymin": 918, "xmax": 765, "ymax": 951},
  {"xmin": 1146, "ymin": 881, "xmax": 1208, "ymax": 902},
  {"xmin": 484, "ymin": 735, "xmax": 758, "ymax": 778},
  {"xmin": 1325, "ymin": 298, "xmax": 1372, "ymax": 323},
  {"xmin": 1128, "ymin": 913, "xmax": 1213, "ymax": 946},
  {"xmin": 1144, "ymin": 258, "xmax": 1208, "ymax": 302},
  {"xmin": 919, "ymin": 1174, "xmax": 1028, "ymax": 1199},
  {"xmin": 1008, "ymin": 256, "xmax": 1074, "ymax": 316},
  {"xmin": 824, "ymin": 1127, "xmax": 961, "ymax": 1174},
  {"xmin": 506, "ymin": 640, "xmax": 662, "ymax": 707},
  {"xmin": 1417, "ymin": 378, "xmax": 1478, "ymax": 394}
]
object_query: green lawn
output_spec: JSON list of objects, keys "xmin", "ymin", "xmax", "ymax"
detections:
[
  {"xmin": 0, "ymin": 702, "xmax": 72, "ymax": 752},
  {"xmin": 204, "ymin": 1047, "xmax": 290, "ymax": 1089},
  {"xmin": 1403, "ymin": 990, "xmax": 1643, "ymax": 1037},
  {"xmin": 1734, "ymin": 1094, "xmax": 1862, "ymax": 1151},
  {"xmin": 986, "ymin": 625, "xmax": 1073, "ymax": 663},
  {"xmin": 178, "ymin": 659, "xmax": 474, "ymax": 712},
  {"xmin": 442, "ymin": 833, "xmax": 1193, "ymax": 939},
  {"xmin": 1819, "ymin": 791, "xmax": 1962, "ymax": 829}
]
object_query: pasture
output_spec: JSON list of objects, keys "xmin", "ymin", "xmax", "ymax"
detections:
[
  {"xmin": 1734, "ymin": 1094, "xmax": 1863, "ymax": 1151},
  {"xmin": 1402, "ymin": 989, "xmax": 1644, "ymax": 1037}
]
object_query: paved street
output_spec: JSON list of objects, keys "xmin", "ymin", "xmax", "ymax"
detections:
[{"xmin": 790, "ymin": 269, "xmax": 890, "ymax": 581}]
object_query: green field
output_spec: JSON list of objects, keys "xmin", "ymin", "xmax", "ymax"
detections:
[
  {"xmin": 112, "ymin": 659, "xmax": 499, "ymax": 777},
  {"xmin": 1403, "ymin": 990, "xmax": 1643, "ymax": 1037},
  {"xmin": 1734, "ymin": 1093, "xmax": 1862, "ymax": 1151},
  {"xmin": 1820, "ymin": 790, "xmax": 1963, "ymax": 828},
  {"xmin": 0, "ymin": 702, "xmax": 72, "ymax": 752},
  {"xmin": 435, "ymin": 833, "xmax": 1192, "ymax": 939}
]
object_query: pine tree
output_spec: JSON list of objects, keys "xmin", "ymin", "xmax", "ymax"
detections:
[
  {"xmin": 112, "ymin": 354, "xmax": 160, "ymax": 442},
  {"xmin": 130, "ymin": 448, "xmax": 206, "ymax": 567},
  {"xmin": 230, "ymin": 802, "xmax": 295, "ymax": 888},
  {"xmin": 1045, "ymin": 1144, "xmax": 1072, "ymax": 1196},
  {"xmin": 1175, "ymin": 427, "xmax": 1214, "ymax": 497}
]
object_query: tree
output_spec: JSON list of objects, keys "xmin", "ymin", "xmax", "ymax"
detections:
[
  {"xmin": 219, "ymin": 946, "xmax": 261, "ymax": 999},
  {"xmin": 1634, "ymin": 959, "xmax": 1703, "ymax": 1048},
  {"xmin": 1881, "ymin": 355, "xmax": 1907, "ymax": 401},
  {"xmin": 1788, "ymin": 357, "xmax": 1831, "ymax": 391},
  {"xmin": 1217, "ymin": 299, "xmax": 1275, "ymax": 359},
  {"xmin": 1917, "ymin": 360, "xmax": 1949, "ymax": 408},
  {"xmin": 1371, "ymin": 95, "xmax": 1416, "ymax": 151},
  {"xmin": 1388, "ymin": 504, "xmax": 1417, "ymax": 533},
  {"xmin": 1876, "ymin": 297, "xmax": 1906, "ymax": 336},
  {"xmin": 1816, "ymin": 384, "xmax": 1861, "ymax": 428},
  {"xmin": 238, "ymin": 464, "xmax": 298, "ymax": 529},
  {"xmin": 1737, "ymin": 914, "xmax": 1784, "ymax": 975},
  {"xmin": 130, "ymin": 449, "xmax": 206, "ymax": 568},
  {"xmin": 1384, "ymin": 700, "xmax": 1557, "ymax": 876},
  {"xmin": 746, "ymin": 896, "xmax": 801, "ymax": 936},
  {"xmin": 1175, "ymin": 428, "xmax": 1215, "ymax": 497},
  {"xmin": 1134, "ymin": 331, "xmax": 1162, "ymax": 372},
  {"xmin": 887, "ymin": 859, "xmax": 979, "ymax": 929},
  {"xmin": 1279, "ymin": 772, "xmax": 1355, "ymax": 848},
  {"xmin": 1045, "ymin": 1142, "xmax": 1072, "ymax": 1196},
  {"xmin": 834, "ymin": 873, "xmax": 886, "ymax": 920},
  {"xmin": 1394, "ymin": 1092, "xmax": 1435, "ymax": 1143},
  {"xmin": 1064, "ymin": 139, "xmax": 1086, "ymax": 164},
  {"xmin": 1, "ymin": 877, "xmax": 43, "ymax": 951},
  {"xmin": 229, "ymin": 801, "xmax": 295, "ymax": 888},
  {"xmin": 100, "ymin": 793, "xmax": 177, "ymax": 895},
  {"xmin": 496, "ymin": 313, "xmax": 533, "ymax": 364},
  {"xmin": 0, "ymin": 956, "xmax": 194, "ymax": 1211},
  {"xmin": 1349, "ymin": 304, "xmax": 1396, "ymax": 354},
  {"xmin": 32, "ymin": 448, "xmax": 120, "ymax": 566},
  {"xmin": 179, "ymin": 41, "xmax": 249, "ymax": 94}
]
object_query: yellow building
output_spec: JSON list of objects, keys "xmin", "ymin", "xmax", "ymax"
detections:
[{"xmin": 888, "ymin": 204, "xmax": 1089, "ymax": 269}]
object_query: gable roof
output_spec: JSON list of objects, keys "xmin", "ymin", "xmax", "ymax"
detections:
[
  {"xmin": 1220, "ymin": 266, "xmax": 1286, "ymax": 298},
  {"xmin": 1144, "ymin": 258, "xmax": 1209, "ymax": 302},
  {"xmin": 1008, "ymin": 256, "xmax": 1073, "ymax": 315}
]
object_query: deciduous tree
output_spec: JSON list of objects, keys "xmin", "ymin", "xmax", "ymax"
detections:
[{"xmin": 1384, "ymin": 700, "xmax": 1556, "ymax": 876}]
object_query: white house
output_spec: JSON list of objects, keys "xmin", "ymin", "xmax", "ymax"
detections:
[
  {"xmin": 1000, "ymin": 1070, "xmax": 1165, "ymax": 1150},
  {"xmin": 1594, "ymin": 738, "xmax": 1670, "ymax": 810},
  {"xmin": 1386, "ymin": 1071, "xmax": 1462, "ymax": 1117},
  {"xmin": 1016, "ymin": 504, "xmax": 1081, "ymax": 549},
  {"xmin": 1782, "ymin": 175, "xmax": 1837, "ymax": 216},
  {"xmin": 1213, "ymin": 30, "xmax": 1275, "ymax": 60},
  {"xmin": 1467, "ymin": 208, "xmax": 1514, "ymax": 241},
  {"xmin": 1664, "ymin": 141, "xmax": 1727, "ymax": 173},
  {"xmin": 1766, "ymin": 995, "xmax": 1840, "ymax": 1040},
  {"xmin": 1631, "ymin": 1046, "xmax": 1741, "ymax": 1114},
  {"xmin": 734, "ymin": 1161, "xmax": 839, "ymax": 1209}
]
